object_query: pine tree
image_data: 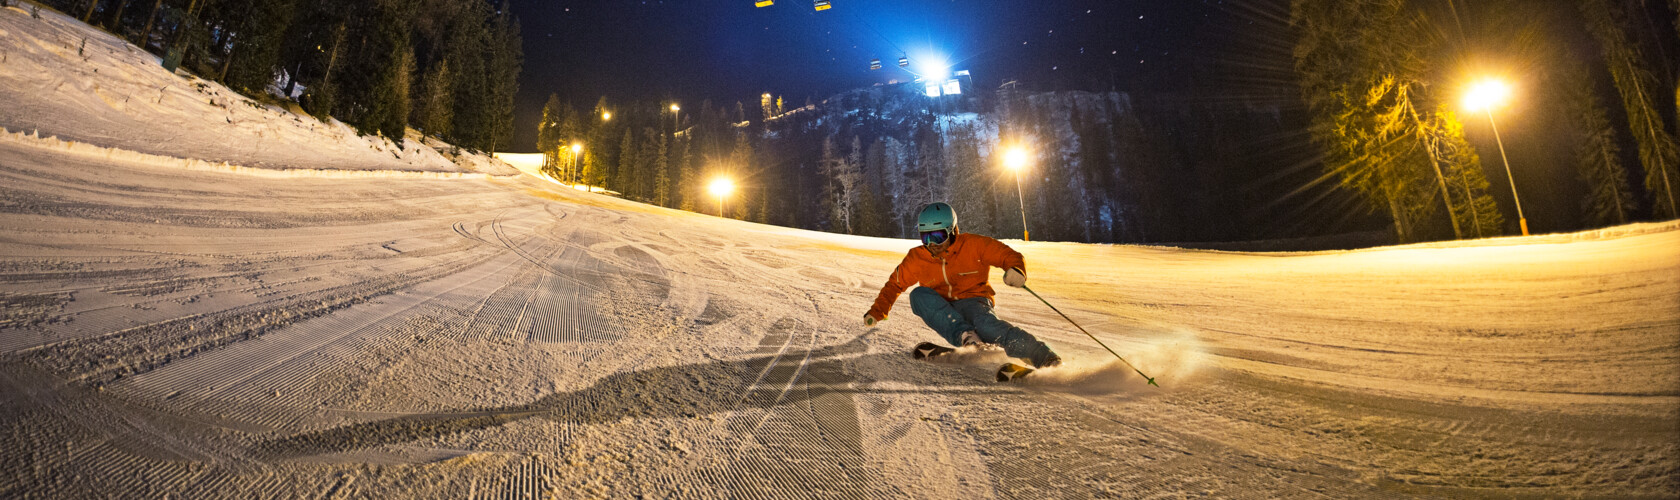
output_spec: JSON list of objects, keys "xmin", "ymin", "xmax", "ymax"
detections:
[
  {"xmin": 651, "ymin": 131, "xmax": 672, "ymax": 207},
  {"xmin": 1432, "ymin": 111, "xmax": 1505, "ymax": 237},
  {"xmin": 104, "ymin": 0, "xmax": 129, "ymax": 30},
  {"xmin": 1292, "ymin": 0, "xmax": 1456, "ymax": 242},
  {"xmin": 338, "ymin": 0, "xmax": 415, "ymax": 140},
  {"xmin": 583, "ymin": 96, "xmax": 616, "ymax": 191},
  {"xmin": 447, "ymin": 1, "xmax": 490, "ymax": 150},
  {"xmin": 558, "ymin": 103, "xmax": 584, "ymax": 146},
  {"xmin": 556, "ymin": 103, "xmax": 583, "ymax": 181},
  {"xmin": 483, "ymin": 1, "xmax": 522, "ymax": 154},
  {"xmin": 855, "ymin": 182, "xmax": 889, "ymax": 236},
  {"xmin": 727, "ymin": 132, "xmax": 755, "ymax": 220},
  {"xmin": 418, "ymin": 58, "xmax": 453, "ymax": 138},
  {"xmin": 635, "ymin": 127, "xmax": 663, "ymax": 202},
  {"xmin": 1581, "ymin": 0, "xmax": 1680, "ymax": 219},
  {"xmin": 537, "ymin": 94, "xmax": 563, "ymax": 179},
  {"xmin": 383, "ymin": 45, "xmax": 414, "ymax": 141},
  {"xmin": 753, "ymin": 140, "xmax": 779, "ymax": 223},
  {"xmin": 754, "ymin": 184, "xmax": 771, "ymax": 224},
  {"xmin": 1561, "ymin": 61, "xmax": 1637, "ymax": 225},
  {"xmin": 677, "ymin": 136, "xmax": 697, "ymax": 211},
  {"xmin": 222, "ymin": 0, "xmax": 298, "ymax": 95},
  {"xmin": 138, "ymin": 0, "xmax": 166, "ymax": 48},
  {"xmin": 275, "ymin": 0, "xmax": 340, "ymax": 104},
  {"xmin": 615, "ymin": 128, "xmax": 637, "ymax": 197}
]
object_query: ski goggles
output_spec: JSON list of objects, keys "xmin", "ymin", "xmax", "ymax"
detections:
[{"xmin": 920, "ymin": 229, "xmax": 950, "ymax": 246}]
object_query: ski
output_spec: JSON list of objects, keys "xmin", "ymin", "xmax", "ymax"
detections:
[
  {"xmin": 996, "ymin": 362, "xmax": 1033, "ymax": 382},
  {"xmin": 910, "ymin": 342, "xmax": 955, "ymax": 360}
]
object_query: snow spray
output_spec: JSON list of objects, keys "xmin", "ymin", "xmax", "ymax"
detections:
[
  {"xmin": 1018, "ymin": 328, "xmax": 1207, "ymax": 395},
  {"xmin": 1023, "ymin": 286, "xmax": 1159, "ymax": 387}
]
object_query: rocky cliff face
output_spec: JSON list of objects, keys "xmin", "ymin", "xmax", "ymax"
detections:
[{"xmin": 756, "ymin": 82, "xmax": 1308, "ymax": 243}]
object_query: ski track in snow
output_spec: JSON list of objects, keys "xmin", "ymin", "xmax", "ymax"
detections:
[{"xmin": 3, "ymin": 6, "xmax": 1680, "ymax": 498}]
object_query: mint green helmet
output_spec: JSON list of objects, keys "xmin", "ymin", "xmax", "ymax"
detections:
[{"xmin": 916, "ymin": 202, "xmax": 958, "ymax": 233}]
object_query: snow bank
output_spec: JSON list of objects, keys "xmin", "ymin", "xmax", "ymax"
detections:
[{"xmin": 0, "ymin": 128, "xmax": 510, "ymax": 180}]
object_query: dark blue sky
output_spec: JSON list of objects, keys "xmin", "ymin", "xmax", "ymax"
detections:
[{"xmin": 507, "ymin": 0, "xmax": 1242, "ymax": 151}]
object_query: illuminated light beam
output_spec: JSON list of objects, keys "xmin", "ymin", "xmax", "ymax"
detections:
[{"xmin": 708, "ymin": 177, "xmax": 735, "ymax": 217}]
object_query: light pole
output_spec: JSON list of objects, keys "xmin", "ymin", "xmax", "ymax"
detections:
[
  {"xmin": 1003, "ymin": 145, "xmax": 1031, "ymax": 241},
  {"xmin": 1463, "ymin": 79, "xmax": 1528, "ymax": 236},
  {"xmin": 708, "ymin": 177, "xmax": 734, "ymax": 217},
  {"xmin": 570, "ymin": 143, "xmax": 584, "ymax": 189}
]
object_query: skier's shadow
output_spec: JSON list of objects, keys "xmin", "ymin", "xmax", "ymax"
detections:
[{"xmin": 256, "ymin": 333, "xmax": 987, "ymax": 459}]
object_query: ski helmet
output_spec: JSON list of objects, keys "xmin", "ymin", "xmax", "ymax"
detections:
[{"xmin": 916, "ymin": 202, "xmax": 958, "ymax": 233}]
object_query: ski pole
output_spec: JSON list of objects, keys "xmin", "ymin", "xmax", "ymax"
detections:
[{"xmin": 1023, "ymin": 285, "xmax": 1158, "ymax": 387}]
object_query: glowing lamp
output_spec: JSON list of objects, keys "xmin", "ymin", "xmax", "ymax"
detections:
[
  {"xmin": 1003, "ymin": 147, "xmax": 1030, "ymax": 172},
  {"xmin": 708, "ymin": 178, "xmax": 734, "ymax": 198},
  {"xmin": 920, "ymin": 64, "xmax": 949, "ymax": 82},
  {"xmin": 1463, "ymin": 79, "xmax": 1510, "ymax": 112}
]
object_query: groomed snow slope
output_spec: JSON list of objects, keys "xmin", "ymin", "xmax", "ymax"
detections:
[
  {"xmin": 3, "ymin": 136, "xmax": 1677, "ymax": 498},
  {"xmin": 3, "ymin": 5, "xmax": 1679, "ymax": 499}
]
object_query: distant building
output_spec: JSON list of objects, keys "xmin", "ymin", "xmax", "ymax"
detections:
[{"xmin": 922, "ymin": 70, "xmax": 974, "ymax": 98}]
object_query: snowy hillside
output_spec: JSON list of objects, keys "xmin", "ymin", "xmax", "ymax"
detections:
[
  {"xmin": 0, "ymin": 5, "xmax": 515, "ymax": 175},
  {"xmin": 3, "ymin": 5, "xmax": 1679, "ymax": 499}
]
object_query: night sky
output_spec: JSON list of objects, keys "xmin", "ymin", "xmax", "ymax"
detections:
[{"xmin": 507, "ymin": 0, "xmax": 1245, "ymax": 152}]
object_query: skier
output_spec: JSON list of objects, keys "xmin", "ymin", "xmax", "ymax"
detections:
[{"xmin": 864, "ymin": 202, "xmax": 1061, "ymax": 369}]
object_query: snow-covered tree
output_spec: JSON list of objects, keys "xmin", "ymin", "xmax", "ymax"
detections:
[
  {"xmin": 821, "ymin": 136, "xmax": 863, "ymax": 234},
  {"xmin": 944, "ymin": 126, "xmax": 999, "ymax": 237},
  {"xmin": 880, "ymin": 137, "xmax": 914, "ymax": 236}
]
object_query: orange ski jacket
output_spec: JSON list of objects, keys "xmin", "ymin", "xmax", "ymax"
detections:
[{"xmin": 866, "ymin": 233, "xmax": 1026, "ymax": 321}]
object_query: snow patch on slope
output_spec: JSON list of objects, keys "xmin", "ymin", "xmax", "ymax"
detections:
[{"xmin": 0, "ymin": 6, "xmax": 477, "ymax": 173}]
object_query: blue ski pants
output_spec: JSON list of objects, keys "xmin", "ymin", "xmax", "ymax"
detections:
[{"xmin": 908, "ymin": 286, "xmax": 1055, "ymax": 367}]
